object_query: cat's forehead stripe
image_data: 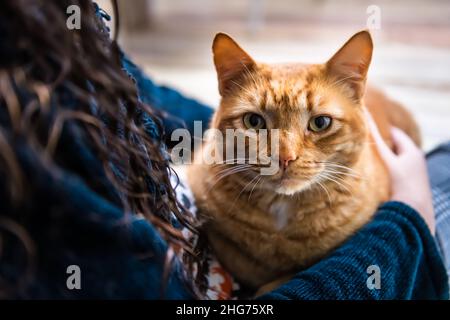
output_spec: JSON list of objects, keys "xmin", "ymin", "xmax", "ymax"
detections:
[
  {"xmin": 265, "ymin": 77, "xmax": 306, "ymax": 109},
  {"xmin": 298, "ymin": 90, "xmax": 307, "ymax": 109},
  {"xmin": 254, "ymin": 68, "xmax": 328, "ymax": 112},
  {"xmin": 314, "ymin": 95, "xmax": 322, "ymax": 107},
  {"xmin": 306, "ymin": 90, "xmax": 314, "ymax": 111}
]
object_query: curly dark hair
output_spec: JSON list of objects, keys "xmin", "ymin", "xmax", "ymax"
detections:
[{"xmin": 0, "ymin": 0, "xmax": 206, "ymax": 298}]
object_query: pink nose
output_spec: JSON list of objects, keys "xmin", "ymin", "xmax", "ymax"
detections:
[{"xmin": 279, "ymin": 154, "xmax": 297, "ymax": 170}]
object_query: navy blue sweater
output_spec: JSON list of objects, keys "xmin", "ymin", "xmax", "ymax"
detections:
[{"xmin": 261, "ymin": 202, "xmax": 449, "ymax": 299}]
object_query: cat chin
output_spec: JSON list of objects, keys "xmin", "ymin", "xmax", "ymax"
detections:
[
  {"xmin": 274, "ymin": 179, "xmax": 313, "ymax": 196},
  {"xmin": 275, "ymin": 187, "xmax": 298, "ymax": 196}
]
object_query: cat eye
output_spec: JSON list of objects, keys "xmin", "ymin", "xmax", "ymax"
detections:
[
  {"xmin": 309, "ymin": 116, "xmax": 332, "ymax": 132},
  {"xmin": 243, "ymin": 113, "xmax": 266, "ymax": 129}
]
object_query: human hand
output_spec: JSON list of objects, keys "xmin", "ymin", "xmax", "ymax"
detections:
[{"xmin": 366, "ymin": 111, "xmax": 435, "ymax": 234}]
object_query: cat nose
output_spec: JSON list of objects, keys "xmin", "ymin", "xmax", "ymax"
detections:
[{"xmin": 279, "ymin": 154, "xmax": 297, "ymax": 170}]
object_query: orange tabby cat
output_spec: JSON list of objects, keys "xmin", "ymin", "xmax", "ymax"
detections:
[{"xmin": 187, "ymin": 31, "xmax": 420, "ymax": 291}]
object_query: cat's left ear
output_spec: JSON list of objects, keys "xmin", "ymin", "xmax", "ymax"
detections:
[
  {"xmin": 213, "ymin": 33, "xmax": 256, "ymax": 96},
  {"xmin": 326, "ymin": 31, "xmax": 373, "ymax": 101}
]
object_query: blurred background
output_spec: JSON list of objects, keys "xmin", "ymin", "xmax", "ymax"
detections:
[{"xmin": 99, "ymin": 0, "xmax": 450, "ymax": 150}]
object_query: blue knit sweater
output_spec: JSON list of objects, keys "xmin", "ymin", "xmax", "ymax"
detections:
[{"xmin": 260, "ymin": 201, "xmax": 449, "ymax": 299}]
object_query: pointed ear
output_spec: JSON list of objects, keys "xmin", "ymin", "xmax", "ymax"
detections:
[
  {"xmin": 213, "ymin": 33, "xmax": 256, "ymax": 96},
  {"xmin": 326, "ymin": 31, "xmax": 373, "ymax": 101}
]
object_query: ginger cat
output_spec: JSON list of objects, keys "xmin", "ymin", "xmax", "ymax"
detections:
[{"xmin": 187, "ymin": 31, "xmax": 420, "ymax": 291}]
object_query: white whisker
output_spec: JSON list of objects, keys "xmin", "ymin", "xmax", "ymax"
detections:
[
  {"xmin": 206, "ymin": 165, "xmax": 253, "ymax": 193},
  {"xmin": 316, "ymin": 179, "xmax": 332, "ymax": 205},
  {"xmin": 248, "ymin": 176, "xmax": 262, "ymax": 201},
  {"xmin": 226, "ymin": 174, "xmax": 261, "ymax": 214},
  {"xmin": 320, "ymin": 171, "xmax": 353, "ymax": 195}
]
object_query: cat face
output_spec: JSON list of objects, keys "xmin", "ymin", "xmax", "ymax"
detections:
[{"xmin": 211, "ymin": 31, "xmax": 373, "ymax": 195}]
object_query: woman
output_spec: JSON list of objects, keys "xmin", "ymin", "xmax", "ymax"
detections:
[{"xmin": 0, "ymin": 0, "xmax": 448, "ymax": 299}]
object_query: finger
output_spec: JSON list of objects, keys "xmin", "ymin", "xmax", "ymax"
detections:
[
  {"xmin": 390, "ymin": 127, "xmax": 418, "ymax": 155},
  {"xmin": 364, "ymin": 109, "xmax": 394, "ymax": 161}
]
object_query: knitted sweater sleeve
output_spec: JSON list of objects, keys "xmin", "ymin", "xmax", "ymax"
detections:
[{"xmin": 259, "ymin": 201, "xmax": 449, "ymax": 300}]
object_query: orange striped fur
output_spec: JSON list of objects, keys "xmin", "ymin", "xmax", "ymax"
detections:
[{"xmin": 187, "ymin": 31, "xmax": 420, "ymax": 290}]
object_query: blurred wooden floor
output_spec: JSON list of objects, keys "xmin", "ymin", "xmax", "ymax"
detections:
[{"xmin": 105, "ymin": 0, "xmax": 450, "ymax": 151}]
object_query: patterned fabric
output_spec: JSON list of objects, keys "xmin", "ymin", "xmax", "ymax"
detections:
[
  {"xmin": 427, "ymin": 142, "xmax": 450, "ymax": 288},
  {"xmin": 171, "ymin": 170, "xmax": 238, "ymax": 300}
]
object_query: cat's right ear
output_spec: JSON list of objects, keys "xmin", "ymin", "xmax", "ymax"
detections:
[
  {"xmin": 326, "ymin": 30, "xmax": 373, "ymax": 102},
  {"xmin": 213, "ymin": 33, "xmax": 256, "ymax": 96}
]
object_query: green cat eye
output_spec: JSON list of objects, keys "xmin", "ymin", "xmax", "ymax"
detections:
[
  {"xmin": 243, "ymin": 113, "xmax": 266, "ymax": 129},
  {"xmin": 309, "ymin": 116, "xmax": 332, "ymax": 132}
]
